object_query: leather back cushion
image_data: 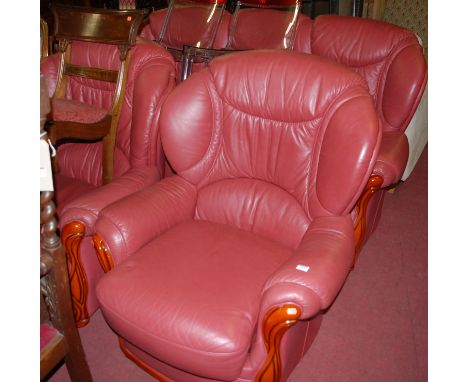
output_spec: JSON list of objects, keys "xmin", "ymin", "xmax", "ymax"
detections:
[
  {"xmin": 227, "ymin": 8, "xmax": 298, "ymax": 50},
  {"xmin": 161, "ymin": 51, "xmax": 380, "ymax": 247},
  {"xmin": 41, "ymin": 40, "xmax": 175, "ymax": 186},
  {"xmin": 295, "ymin": 15, "xmax": 427, "ymax": 133},
  {"xmin": 141, "ymin": 7, "xmax": 231, "ymax": 49}
]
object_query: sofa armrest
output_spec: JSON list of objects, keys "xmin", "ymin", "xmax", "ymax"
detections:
[
  {"xmin": 95, "ymin": 175, "xmax": 197, "ymax": 266},
  {"xmin": 59, "ymin": 167, "xmax": 161, "ymax": 234},
  {"xmin": 261, "ymin": 215, "xmax": 355, "ymax": 319},
  {"xmin": 372, "ymin": 131, "xmax": 409, "ymax": 187}
]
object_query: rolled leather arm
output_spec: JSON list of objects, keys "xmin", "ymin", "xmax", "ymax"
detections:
[
  {"xmin": 59, "ymin": 167, "xmax": 162, "ymax": 234},
  {"xmin": 95, "ymin": 175, "xmax": 197, "ymax": 266},
  {"xmin": 372, "ymin": 131, "xmax": 409, "ymax": 187},
  {"xmin": 40, "ymin": 53, "xmax": 60, "ymax": 97},
  {"xmin": 261, "ymin": 215, "xmax": 355, "ymax": 319}
]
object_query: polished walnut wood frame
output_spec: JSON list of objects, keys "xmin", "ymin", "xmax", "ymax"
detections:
[
  {"xmin": 255, "ymin": 304, "xmax": 302, "ymax": 382},
  {"xmin": 48, "ymin": 5, "xmax": 145, "ymax": 185},
  {"xmin": 92, "ymin": 233, "xmax": 115, "ymax": 273},
  {"xmin": 61, "ymin": 221, "xmax": 90, "ymax": 328},
  {"xmin": 353, "ymin": 174, "xmax": 384, "ymax": 261},
  {"xmin": 61, "ymin": 227, "xmax": 114, "ymax": 326}
]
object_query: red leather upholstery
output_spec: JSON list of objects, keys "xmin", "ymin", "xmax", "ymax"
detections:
[
  {"xmin": 141, "ymin": 8, "xmax": 231, "ymax": 49},
  {"xmin": 295, "ymin": 15, "xmax": 427, "ymax": 134},
  {"xmin": 294, "ymin": 15, "xmax": 427, "ymax": 243},
  {"xmin": 226, "ymin": 0, "xmax": 302, "ymax": 50},
  {"xmin": 40, "ymin": 39, "xmax": 176, "ymax": 318},
  {"xmin": 95, "ymin": 51, "xmax": 381, "ymax": 381}
]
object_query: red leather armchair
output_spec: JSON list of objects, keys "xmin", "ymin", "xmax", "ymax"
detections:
[
  {"xmin": 93, "ymin": 51, "xmax": 381, "ymax": 381},
  {"xmin": 293, "ymin": 15, "xmax": 427, "ymax": 250},
  {"xmin": 40, "ymin": 39, "xmax": 176, "ymax": 326}
]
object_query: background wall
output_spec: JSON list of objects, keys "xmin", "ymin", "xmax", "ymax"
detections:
[{"xmin": 383, "ymin": 0, "xmax": 428, "ymax": 57}]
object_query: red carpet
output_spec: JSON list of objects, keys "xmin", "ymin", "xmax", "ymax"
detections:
[{"xmin": 48, "ymin": 147, "xmax": 427, "ymax": 382}]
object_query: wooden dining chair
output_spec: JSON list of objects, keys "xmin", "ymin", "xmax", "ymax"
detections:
[{"xmin": 47, "ymin": 5, "xmax": 146, "ymax": 184}]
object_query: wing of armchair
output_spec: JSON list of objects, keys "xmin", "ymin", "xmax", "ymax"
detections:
[
  {"xmin": 294, "ymin": 15, "xmax": 427, "ymax": 252},
  {"xmin": 92, "ymin": 50, "xmax": 381, "ymax": 381}
]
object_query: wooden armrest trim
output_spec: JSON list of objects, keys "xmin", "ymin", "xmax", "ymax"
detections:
[
  {"xmin": 353, "ymin": 174, "xmax": 384, "ymax": 263},
  {"xmin": 92, "ymin": 233, "xmax": 115, "ymax": 273},
  {"xmin": 255, "ymin": 304, "xmax": 302, "ymax": 382},
  {"xmin": 61, "ymin": 221, "xmax": 90, "ymax": 328}
]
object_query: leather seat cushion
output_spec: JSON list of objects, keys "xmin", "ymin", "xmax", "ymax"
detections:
[
  {"xmin": 51, "ymin": 98, "xmax": 108, "ymax": 123},
  {"xmin": 97, "ymin": 219, "xmax": 292, "ymax": 381}
]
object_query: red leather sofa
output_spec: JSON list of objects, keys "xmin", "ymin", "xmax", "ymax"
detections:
[
  {"xmin": 93, "ymin": 50, "xmax": 381, "ymax": 382},
  {"xmin": 40, "ymin": 39, "xmax": 176, "ymax": 326}
]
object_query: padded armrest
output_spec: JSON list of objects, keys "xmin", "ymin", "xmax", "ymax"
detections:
[
  {"xmin": 261, "ymin": 215, "xmax": 354, "ymax": 319},
  {"xmin": 372, "ymin": 131, "xmax": 409, "ymax": 187},
  {"xmin": 95, "ymin": 175, "xmax": 197, "ymax": 266},
  {"xmin": 59, "ymin": 167, "xmax": 161, "ymax": 233}
]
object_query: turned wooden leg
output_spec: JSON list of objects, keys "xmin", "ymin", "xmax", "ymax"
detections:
[
  {"xmin": 255, "ymin": 304, "xmax": 302, "ymax": 382},
  {"xmin": 61, "ymin": 221, "xmax": 90, "ymax": 328},
  {"xmin": 92, "ymin": 233, "xmax": 115, "ymax": 273},
  {"xmin": 353, "ymin": 174, "xmax": 384, "ymax": 263}
]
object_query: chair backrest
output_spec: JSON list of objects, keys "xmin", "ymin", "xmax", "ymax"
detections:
[
  {"xmin": 160, "ymin": 51, "xmax": 381, "ymax": 249},
  {"xmin": 41, "ymin": 39, "xmax": 176, "ymax": 187},
  {"xmin": 141, "ymin": 7, "xmax": 232, "ymax": 49},
  {"xmin": 50, "ymin": 5, "xmax": 145, "ymax": 107},
  {"xmin": 294, "ymin": 15, "xmax": 427, "ymax": 133},
  {"xmin": 155, "ymin": 0, "xmax": 227, "ymax": 50},
  {"xmin": 226, "ymin": 0, "xmax": 302, "ymax": 50}
]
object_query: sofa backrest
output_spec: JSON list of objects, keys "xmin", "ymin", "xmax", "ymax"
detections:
[
  {"xmin": 160, "ymin": 51, "xmax": 381, "ymax": 248},
  {"xmin": 294, "ymin": 15, "xmax": 427, "ymax": 133}
]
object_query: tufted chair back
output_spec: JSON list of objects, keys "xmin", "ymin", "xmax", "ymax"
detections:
[{"xmin": 41, "ymin": 39, "xmax": 176, "ymax": 209}]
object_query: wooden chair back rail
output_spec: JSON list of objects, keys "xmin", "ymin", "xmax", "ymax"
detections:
[
  {"xmin": 64, "ymin": 64, "xmax": 119, "ymax": 82},
  {"xmin": 40, "ymin": 18, "xmax": 49, "ymax": 60},
  {"xmin": 102, "ymin": 51, "xmax": 131, "ymax": 184},
  {"xmin": 51, "ymin": 5, "xmax": 146, "ymax": 45}
]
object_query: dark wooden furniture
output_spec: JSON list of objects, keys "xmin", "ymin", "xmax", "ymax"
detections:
[
  {"xmin": 40, "ymin": 18, "xmax": 49, "ymax": 60},
  {"xmin": 47, "ymin": 5, "xmax": 145, "ymax": 184},
  {"xmin": 40, "ymin": 76, "xmax": 93, "ymax": 381}
]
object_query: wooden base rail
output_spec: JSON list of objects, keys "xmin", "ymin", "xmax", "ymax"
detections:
[
  {"xmin": 61, "ymin": 221, "xmax": 90, "ymax": 328},
  {"xmin": 118, "ymin": 338, "xmax": 173, "ymax": 382},
  {"xmin": 92, "ymin": 234, "xmax": 115, "ymax": 273},
  {"xmin": 255, "ymin": 304, "xmax": 302, "ymax": 382},
  {"xmin": 353, "ymin": 174, "xmax": 384, "ymax": 265}
]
